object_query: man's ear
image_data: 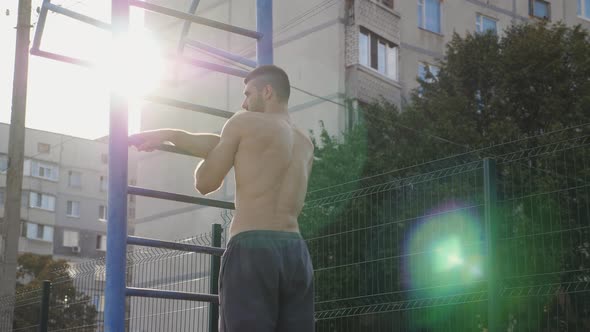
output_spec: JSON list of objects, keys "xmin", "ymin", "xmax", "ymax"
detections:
[{"xmin": 263, "ymin": 85, "xmax": 273, "ymax": 101}]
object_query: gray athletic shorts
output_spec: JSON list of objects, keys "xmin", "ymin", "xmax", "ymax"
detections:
[{"xmin": 218, "ymin": 230, "xmax": 315, "ymax": 332}]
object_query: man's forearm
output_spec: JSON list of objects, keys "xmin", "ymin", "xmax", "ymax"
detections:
[
  {"xmin": 194, "ymin": 159, "xmax": 223, "ymax": 195},
  {"xmin": 164, "ymin": 129, "xmax": 220, "ymax": 158}
]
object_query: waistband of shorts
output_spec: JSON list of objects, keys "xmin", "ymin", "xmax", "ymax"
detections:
[{"xmin": 228, "ymin": 230, "xmax": 303, "ymax": 244}]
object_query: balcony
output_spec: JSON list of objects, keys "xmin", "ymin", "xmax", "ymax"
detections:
[
  {"xmin": 345, "ymin": 0, "xmax": 402, "ymax": 105},
  {"xmin": 346, "ymin": 0, "xmax": 400, "ymax": 52},
  {"xmin": 346, "ymin": 64, "xmax": 401, "ymax": 105}
]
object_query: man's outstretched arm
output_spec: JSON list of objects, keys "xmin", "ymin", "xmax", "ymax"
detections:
[
  {"xmin": 129, "ymin": 129, "xmax": 220, "ymax": 159},
  {"xmin": 195, "ymin": 113, "xmax": 245, "ymax": 195}
]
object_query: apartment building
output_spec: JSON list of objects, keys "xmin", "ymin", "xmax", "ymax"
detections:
[
  {"xmin": 133, "ymin": 0, "xmax": 590, "ymax": 241},
  {"xmin": 0, "ymin": 123, "xmax": 137, "ymax": 263}
]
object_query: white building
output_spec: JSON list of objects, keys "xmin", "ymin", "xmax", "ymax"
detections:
[{"xmin": 0, "ymin": 123, "xmax": 138, "ymax": 262}]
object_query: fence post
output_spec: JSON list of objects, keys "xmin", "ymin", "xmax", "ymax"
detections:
[
  {"xmin": 483, "ymin": 158, "xmax": 500, "ymax": 331},
  {"xmin": 209, "ymin": 223, "xmax": 222, "ymax": 332},
  {"xmin": 38, "ymin": 280, "xmax": 50, "ymax": 332}
]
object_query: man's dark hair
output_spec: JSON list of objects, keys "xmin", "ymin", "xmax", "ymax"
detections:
[{"xmin": 244, "ymin": 65, "xmax": 291, "ymax": 102}]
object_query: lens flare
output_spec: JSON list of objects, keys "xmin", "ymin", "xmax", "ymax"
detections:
[
  {"xmin": 403, "ymin": 202, "xmax": 485, "ymax": 328},
  {"xmin": 94, "ymin": 27, "xmax": 165, "ymax": 98}
]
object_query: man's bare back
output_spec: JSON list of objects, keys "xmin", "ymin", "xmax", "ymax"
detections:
[
  {"xmin": 130, "ymin": 65, "xmax": 316, "ymax": 331},
  {"xmin": 230, "ymin": 112, "xmax": 314, "ymax": 237}
]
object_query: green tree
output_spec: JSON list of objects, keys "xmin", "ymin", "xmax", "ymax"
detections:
[
  {"xmin": 304, "ymin": 21, "xmax": 590, "ymax": 331},
  {"xmin": 13, "ymin": 253, "xmax": 97, "ymax": 330}
]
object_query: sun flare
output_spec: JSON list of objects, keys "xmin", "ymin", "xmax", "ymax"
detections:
[{"xmin": 94, "ymin": 27, "xmax": 165, "ymax": 98}]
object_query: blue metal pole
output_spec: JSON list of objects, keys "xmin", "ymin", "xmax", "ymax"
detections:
[
  {"xmin": 256, "ymin": 0, "xmax": 273, "ymax": 65},
  {"xmin": 105, "ymin": 0, "xmax": 129, "ymax": 331}
]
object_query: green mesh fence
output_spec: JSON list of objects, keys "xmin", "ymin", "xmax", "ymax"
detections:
[{"xmin": 301, "ymin": 126, "xmax": 589, "ymax": 331}]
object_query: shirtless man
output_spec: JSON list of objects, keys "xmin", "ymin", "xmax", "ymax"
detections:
[{"xmin": 128, "ymin": 65, "xmax": 315, "ymax": 331}]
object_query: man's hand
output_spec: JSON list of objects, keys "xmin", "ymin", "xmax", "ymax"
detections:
[{"xmin": 128, "ymin": 130, "xmax": 168, "ymax": 152}]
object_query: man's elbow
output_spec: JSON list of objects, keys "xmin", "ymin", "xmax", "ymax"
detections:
[{"xmin": 195, "ymin": 180, "xmax": 219, "ymax": 196}]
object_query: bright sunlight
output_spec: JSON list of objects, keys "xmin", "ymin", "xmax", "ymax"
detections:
[
  {"xmin": 94, "ymin": 27, "xmax": 165, "ymax": 99},
  {"xmin": 1, "ymin": 0, "xmax": 166, "ymax": 138}
]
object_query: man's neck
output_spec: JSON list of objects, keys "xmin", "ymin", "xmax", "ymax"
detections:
[{"xmin": 263, "ymin": 103, "xmax": 289, "ymax": 115}]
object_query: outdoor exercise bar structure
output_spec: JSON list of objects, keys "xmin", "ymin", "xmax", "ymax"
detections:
[{"xmin": 30, "ymin": 0, "xmax": 273, "ymax": 330}]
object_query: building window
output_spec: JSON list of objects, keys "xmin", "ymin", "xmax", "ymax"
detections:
[
  {"xmin": 418, "ymin": 62, "xmax": 440, "ymax": 97},
  {"xmin": 0, "ymin": 155, "xmax": 7, "ymax": 172},
  {"xmin": 29, "ymin": 192, "xmax": 56, "ymax": 211},
  {"xmin": 27, "ymin": 160, "xmax": 59, "ymax": 181},
  {"xmin": 20, "ymin": 191, "xmax": 27, "ymax": 207},
  {"xmin": 376, "ymin": 0, "xmax": 393, "ymax": 9},
  {"xmin": 0, "ymin": 190, "xmax": 4, "ymax": 205},
  {"xmin": 359, "ymin": 31, "xmax": 370, "ymax": 66},
  {"xmin": 24, "ymin": 223, "xmax": 54, "ymax": 242},
  {"xmin": 63, "ymin": 230, "xmax": 79, "ymax": 247},
  {"xmin": 68, "ymin": 171, "xmax": 81, "ymax": 188},
  {"xmin": 99, "ymin": 205, "xmax": 107, "ymax": 221},
  {"xmin": 96, "ymin": 235, "xmax": 107, "ymax": 251},
  {"xmin": 37, "ymin": 143, "xmax": 51, "ymax": 154},
  {"xmin": 476, "ymin": 14, "xmax": 497, "ymax": 34},
  {"xmin": 418, "ymin": 62, "xmax": 440, "ymax": 83},
  {"xmin": 418, "ymin": 0, "xmax": 441, "ymax": 33},
  {"xmin": 579, "ymin": 0, "xmax": 590, "ymax": 19},
  {"xmin": 66, "ymin": 200, "xmax": 80, "ymax": 218},
  {"xmin": 530, "ymin": 0, "xmax": 550, "ymax": 19},
  {"xmin": 100, "ymin": 176, "xmax": 108, "ymax": 192},
  {"xmin": 359, "ymin": 28, "xmax": 398, "ymax": 80}
]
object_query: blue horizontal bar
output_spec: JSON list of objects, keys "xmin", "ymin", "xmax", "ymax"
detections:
[
  {"xmin": 128, "ymin": 186, "xmax": 235, "ymax": 210},
  {"xmin": 30, "ymin": 48, "xmax": 92, "ymax": 67},
  {"xmin": 126, "ymin": 287, "xmax": 219, "ymax": 304},
  {"xmin": 184, "ymin": 39, "xmax": 257, "ymax": 68},
  {"xmin": 176, "ymin": 55, "xmax": 250, "ymax": 78},
  {"xmin": 177, "ymin": 0, "xmax": 201, "ymax": 54},
  {"xmin": 46, "ymin": 2, "xmax": 111, "ymax": 30},
  {"xmin": 127, "ymin": 235, "xmax": 225, "ymax": 256},
  {"xmin": 144, "ymin": 94, "xmax": 235, "ymax": 119},
  {"xmin": 129, "ymin": 0, "xmax": 262, "ymax": 39}
]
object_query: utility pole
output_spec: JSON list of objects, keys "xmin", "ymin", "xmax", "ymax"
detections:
[{"xmin": 0, "ymin": 0, "xmax": 31, "ymax": 305}]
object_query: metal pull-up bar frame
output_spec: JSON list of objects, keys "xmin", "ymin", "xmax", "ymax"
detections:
[{"xmin": 30, "ymin": 0, "xmax": 273, "ymax": 330}]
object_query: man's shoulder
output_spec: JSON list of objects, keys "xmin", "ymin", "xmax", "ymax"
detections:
[
  {"xmin": 294, "ymin": 127, "xmax": 314, "ymax": 150},
  {"xmin": 227, "ymin": 111, "xmax": 262, "ymax": 128},
  {"xmin": 224, "ymin": 111, "xmax": 258, "ymax": 135}
]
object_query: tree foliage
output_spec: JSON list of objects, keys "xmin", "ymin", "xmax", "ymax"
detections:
[
  {"xmin": 13, "ymin": 254, "xmax": 97, "ymax": 330},
  {"xmin": 303, "ymin": 22, "xmax": 590, "ymax": 331}
]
